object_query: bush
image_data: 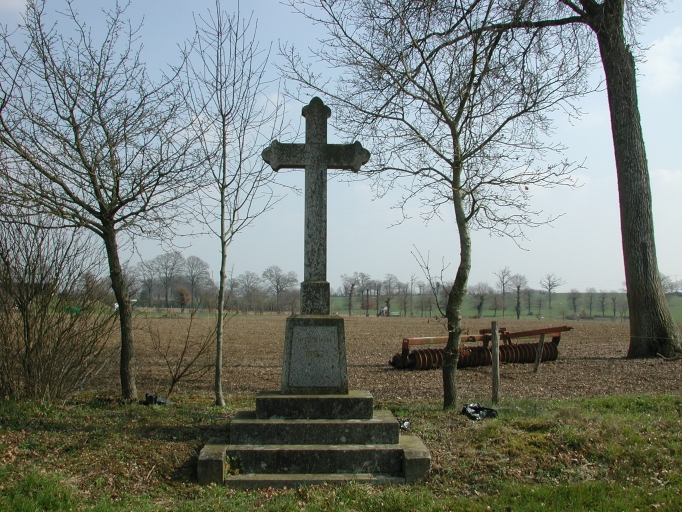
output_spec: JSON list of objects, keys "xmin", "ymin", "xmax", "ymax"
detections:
[{"xmin": 0, "ymin": 219, "xmax": 116, "ymax": 400}]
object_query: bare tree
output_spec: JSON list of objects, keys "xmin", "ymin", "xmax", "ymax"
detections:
[
  {"xmin": 372, "ymin": 280, "xmax": 382, "ymax": 316},
  {"xmin": 491, "ymin": 294, "xmax": 502, "ymax": 317},
  {"xmin": 262, "ymin": 266, "xmax": 299, "ymax": 313},
  {"xmin": 469, "ymin": 282, "xmax": 493, "ymax": 318},
  {"xmin": 660, "ymin": 274, "xmax": 678, "ymax": 296},
  {"xmin": 409, "ymin": 273, "xmax": 418, "ymax": 317},
  {"xmin": 568, "ymin": 288, "xmax": 581, "ymax": 315},
  {"xmin": 461, "ymin": 0, "xmax": 682, "ymax": 356},
  {"xmin": 283, "ymin": 0, "xmax": 581, "ymax": 409},
  {"xmin": 494, "ymin": 267, "xmax": 513, "ymax": 318},
  {"xmin": 137, "ymin": 260, "xmax": 157, "ymax": 307},
  {"xmin": 383, "ymin": 274, "xmax": 400, "ymax": 314},
  {"xmin": 524, "ymin": 287, "xmax": 534, "ymax": 316},
  {"xmin": 416, "ymin": 281, "xmax": 427, "ymax": 317},
  {"xmin": 356, "ymin": 272, "xmax": 372, "ymax": 317},
  {"xmin": 145, "ymin": 309, "xmax": 214, "ymax": 397},
  {"xmin": 185, "ymin": 1, "xmax": 284, "ymax": 405},
  {"xmin": 618, "ymin": 295, "xmax": 629, "ymax": 320},
  {"xmin": 599, "ymin": 289, "xmax": 608, "ymax": 317},
  {"xmin": 341, "ymin": 272, "xmax": 359, "ymax": 316},
  {"xmin": 237, "ymin": 271, "xmax": 263, "ymax": 313},
  {"xmin": 185, "ymin": 256, "xmax": 212, "ymax": 308},
  {"xmin": 151, "ymin": 252, "xmax": 186, "ymax": 309},
  {"xmin": 0, "ymin": 2, "xmax": 205, "ymax": 399},
  {"xmin": 510, "ymin": 274, "xmax": 528, "ymax": 320},
  {"xmin": 540, "ymin": 274, "xmax": 565, "ymax": 309}
]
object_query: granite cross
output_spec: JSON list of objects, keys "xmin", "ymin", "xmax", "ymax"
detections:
[{"xmin": 262, "ymin": 97, "xmax": 370, "ymax": 315}]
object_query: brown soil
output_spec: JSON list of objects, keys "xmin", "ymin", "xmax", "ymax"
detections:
[{"xmin": 99, "ymin": 315, "xmax": 682, "ymax": 402}]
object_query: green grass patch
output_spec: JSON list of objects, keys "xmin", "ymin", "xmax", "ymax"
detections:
[{"xmin": 1, "ymin": 393, "xmax": 681, "ymax": 510}]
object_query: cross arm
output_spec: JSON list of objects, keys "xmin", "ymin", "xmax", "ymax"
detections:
[
  {"xmin": 325, "ymin": 141, "xmax": 370, "ymax": 172},
  {"xmin": 261, "ymin": 140, "xmax": 307, "ymax": 171}
]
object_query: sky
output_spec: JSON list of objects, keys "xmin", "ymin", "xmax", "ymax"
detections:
[{"xmin": 1, "ymin": 0, "xmax": 681, "ymax": 293}]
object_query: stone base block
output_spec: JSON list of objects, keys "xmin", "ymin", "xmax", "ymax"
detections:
[
  {"xmin": 281, "ymin": 316, "xmax": 347, "ymax": 395},
  {"xmin": 256, "ymin": 390, "xmax": 372, "ymax": 420},
  {"xmin": 231, "ymin": 409, "xmax": 399, "ymax": 445},
  {"xmin": 197, "ymin": 437, "xmax": 228, "ymax": 485},
  {"xmin": 401, "ymin": 435, "xmax": 431, "ymax": 483}
]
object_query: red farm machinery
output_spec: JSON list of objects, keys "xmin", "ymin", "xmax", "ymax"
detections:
[{"xmin": 389, "ymin": 325, "xmax": 573, "ymax": 370}]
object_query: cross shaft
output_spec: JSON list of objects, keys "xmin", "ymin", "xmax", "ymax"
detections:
[{"xmin": 262, "ymin": 97, "xmax": 370, "ymax": 315}]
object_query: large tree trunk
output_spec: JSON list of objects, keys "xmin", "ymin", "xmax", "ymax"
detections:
[
  {"xmin": 592, "ymin": 0, "xmax": 682, "ymax": 357},
  {"xmin": 442, "ymin": 166, "xmax": 471, "ymax": 410},
  {"xmin": 102, "ymin": 226, "xmax": 137, "ymax": 400}
]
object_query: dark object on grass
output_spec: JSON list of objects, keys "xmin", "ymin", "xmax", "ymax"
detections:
[
  {"xmin": 399, "ymin": 418, "xmax": 411, "ymax": 431},
  {"xmin": 461, "ymin": 403, "xmax": 497, "ymax": 421},
  {"xmin": 144, "ymin": 393, "xmax": 169, "ymax": 405}
]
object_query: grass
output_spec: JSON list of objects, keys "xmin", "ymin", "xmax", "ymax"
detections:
[
  {"xmin": 134, "ymin": 293, "xmax": 682, "ymax": 324},
  {"xmin": 1, "ymin": 393, "xmax": 681, "ymax": 511},
  {"xmin": 331, "ymin": 293, "xmax": 682, "ymax": 323}
]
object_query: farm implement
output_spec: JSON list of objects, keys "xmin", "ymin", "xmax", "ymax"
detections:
[{"xmin": 389, "ymin": 325, "xmax": 573, "ymax": 371}]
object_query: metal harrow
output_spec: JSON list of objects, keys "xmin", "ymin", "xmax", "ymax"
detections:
[{"xmin": 390, "ymin": 326, "xmax": 572, "ymax": 370}]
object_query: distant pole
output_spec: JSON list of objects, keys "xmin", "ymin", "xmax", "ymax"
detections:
[
  {"xmin": 491, "ymin": 321, "xmax": 500, "ymax": 405},
  {"xmin": 533, "ymin": 334, "xmax": 546, "ymax": 373}
]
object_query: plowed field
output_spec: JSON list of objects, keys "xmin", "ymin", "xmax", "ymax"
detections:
[{"xmin": 99, "ymin": 315, "xmax": 682, "ymax": 402}]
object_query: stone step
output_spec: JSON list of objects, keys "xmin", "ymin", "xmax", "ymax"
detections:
[
  {"xmin": 230, "ymin": 409, "xmax": 399, "ymax": 445},
  {"xmin": 256, "ymin": 390, "xmax": 373, "ymax": 420},
  {"xmin": 224, "ymin": 472, "xmax": 404, "ymax": 489},
  {"xmin": 226, "ymin": 443, "xmax": 403, "ymax": 475},
  {"xmin": 198, "ymin": 435, "xmax": 431, "ymax": 486}
]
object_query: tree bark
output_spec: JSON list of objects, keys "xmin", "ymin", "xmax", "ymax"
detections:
[
  {"xmin": 591, "ymin": 0, "xmax": 682, "ymax": 357},
  {"xmin": 443, "ymin": 163, "xmax": 471, "ymax": 410},
  {"xmin": 102, "ymin": 225, "xmax": 137, "ymax": 400},
  {"xmin": 215, "ymin": 239, "xmax": 226, "ymax": 406}
]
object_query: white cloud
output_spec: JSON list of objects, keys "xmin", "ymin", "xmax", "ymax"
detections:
[{"xmin": 641, "ymin": 27, "xmax": 682, "ymax": 93}]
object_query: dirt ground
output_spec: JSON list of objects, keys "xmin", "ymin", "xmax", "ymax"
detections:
[{"xmin": 99, "ymin": 315, "xmax": 682, "ymax": 402}]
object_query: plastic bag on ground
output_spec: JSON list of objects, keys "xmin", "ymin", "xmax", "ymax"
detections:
[{"xmin": 461, "ymin": 403, "xmax": 498, "ymax": 420}]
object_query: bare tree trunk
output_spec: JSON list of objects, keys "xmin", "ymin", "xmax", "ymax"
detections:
[
  {"xmin": 214, "ymin": 240, "xmax": 227, "ymax": 406},
  {"xmin": 102, "ymin": 226, "xmax": 137, "ymax": 400},
  {"xmin": 443, "ymin": 166, "xmax": 471, "ymax": 410},
  {"xmin": 593, "ymin": 0, "xmax": 682, "ymax": 357}
]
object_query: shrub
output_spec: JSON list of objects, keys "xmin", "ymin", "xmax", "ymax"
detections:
[{"xmin": 0, "ymin": 219, "xmax": 116, "ymax": 400}]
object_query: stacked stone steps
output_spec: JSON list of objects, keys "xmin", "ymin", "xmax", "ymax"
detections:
[
  {"xmin": 230, "ymin": 409, "xmax": 398, "ymax": 445},
  {"xmin": 226, "ymin": 442, "xmax": 404, "ymax": 475},
  {"xmin": 197, "ymin": 391, "xmax": 430, "ymax": 488}
]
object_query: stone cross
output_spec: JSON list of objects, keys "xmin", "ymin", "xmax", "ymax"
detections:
[{"xmin": 262, "ymin": 97, "xmax": 370, "ymax": 315}]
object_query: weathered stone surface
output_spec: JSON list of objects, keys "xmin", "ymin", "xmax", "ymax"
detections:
[
  {"xmin": 401, "ymin": 435, "xmax": 431, "ymax": 484},
  {"xmin": 225, "ymin": 443, "xmax": 403, "ymax": 475},
  {"xmin": 300, "ymin": 281, "xmax": 330, "ymax": 315},
  {"xmin": 255, "ymin": 390, "xmax": 372, "ymax": 420},
  {"xmin": 261, "ymin": 97, "xmax": 369, "ymax": 313},
  {"xmin": 230, "ymin": 409, "xmax": 399, "ymax": 445},
  {"xmin": 197, "ymin": 437, "xmax": 227, "ymax": 485},
  {"xmin": 196, "ymin": 98, "xmax": 430, "ymax": 490},
  {"xmin": 224, "ymin": 472, "xmax": 404, "ymax": 489},
  {"xmin": 281, "ymin": 316, "xmax": 347, "ymax": 394}
]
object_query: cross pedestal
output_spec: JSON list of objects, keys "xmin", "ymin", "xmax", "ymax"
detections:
[
  {"xmin": 197, "ymin": 98, "xmax": 431, "ymax": 487},
  {"xmin": 262, "ymin": 97, "xmax": 370, "ymax": 394}
]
